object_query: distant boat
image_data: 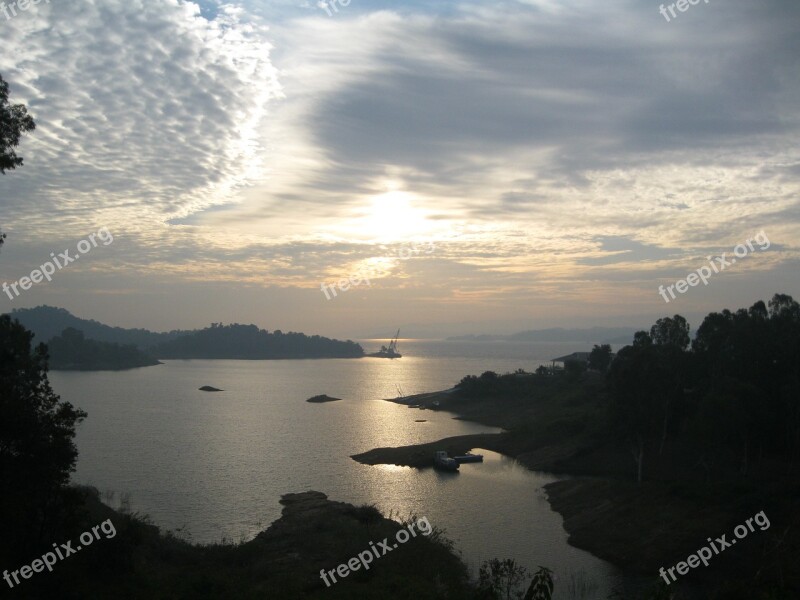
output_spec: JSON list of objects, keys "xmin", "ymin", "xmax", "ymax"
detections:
[
  {"xmin": 367, "ymin": 329, "xmax": 402, "ymax": 359},
  {"xmin": 434, "ymin": 450, "xmax": 459, "ymax": 472},
  {"xmin": 454, "ymin": 453, "xmax": 484, "ymax": 464}
]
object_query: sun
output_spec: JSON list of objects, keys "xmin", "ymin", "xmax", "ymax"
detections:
[{"xmin": 349, "ymin": 191, "xmax": 434, "ymax": 242}]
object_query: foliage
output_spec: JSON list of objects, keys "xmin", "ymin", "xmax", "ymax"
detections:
[
  {"xmin": 477, "ymin": 558, "xmax": 529, "ymax": 600},
  {"xmin": 607, "ymin": 293, "xmax": 800, "ymax": 482},
  {"xmin": 649, "ymin": 315, "xmax": 690, "ymax": 350},
  {"xmin": 0, "ymin": 316, "xmax": 87, "ymax": 563},
  {"xmin": 523, "ymin": 566, "xmax": 554, "ymax": 600},
  {"xmin": 0, "ymin": 73, "xmax": 36, "ymax": 249},
  {"xmin": 588, "ymin": 344, "xmax": 612, "ymax": 373},
  {"xmin": 0, "ymin": 74, "xmax": 36, "ymax": 174},
  {"xmin": 564, "ymin": 359, "xmax": 586, "ymax": 381}
]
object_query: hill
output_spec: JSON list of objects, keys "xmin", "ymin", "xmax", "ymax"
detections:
[
  {"xmin": 10, "ymin": 487, "xmax": 472, "ymax": 599},
  {"xmin": 447, "ymin": 327, "xmax": 638, "ymax": 344},
  {"xmin": 6, "ymin": 307, "xmax": 365, "ymax": 360},
  {"xmin": 151, "ymin": 323, "xmax": 364, "ymax": 359},
  {"xmin": 46, "ymin": 328, "xmax": 161, "ymax": 371},
  {"xmin": 7, "ymin": 306, "xmax": 184, "ymax": 348}
]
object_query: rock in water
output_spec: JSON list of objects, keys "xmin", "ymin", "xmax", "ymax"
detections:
[
  {"xmin": 306, "ymin": 394, "xmax": 341, "ymax": 403},
  {"xmin": 199, "ymin": 386, "xmax": 223, "ymax": 392}
]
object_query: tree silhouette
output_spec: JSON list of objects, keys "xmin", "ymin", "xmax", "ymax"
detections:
[
  {"xmin": 0, "ymin": 316, "xmax": 87, "ymax": 563},
  {"xmin": 0, "ymin": 73, "xmax": 36, "ymax": 250},
  {"xmin": 649, "ymin": 315, "xmax": 690, "ymax": 350},
  {"xmin": 609, "ymin": 316, "xmax": 691, "ymax": 481},
  {"xmin": 478, "ymin": 558, "xmax": 529, "ymax": 599},
  {"xmin": 589, "ymin": 344, "xmax": 613, "ymax": 373},
  {"xmin": 0, "ymin": 74, "xmax": 35, "ymax": 174}
]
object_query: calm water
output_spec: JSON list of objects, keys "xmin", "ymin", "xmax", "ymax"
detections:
[{"xmin": 51, "ymin": 340, "xmax": 644, "ymax": 598}]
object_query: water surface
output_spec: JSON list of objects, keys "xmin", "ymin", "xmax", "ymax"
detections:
[{"xmin": 52, "ymin": 340, "xmax": 642, "ymax": 598}]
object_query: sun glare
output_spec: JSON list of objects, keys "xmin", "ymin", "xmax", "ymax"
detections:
[{"xmin": 347, "ymin": 191, "xmax": 434, "ymax": 242}]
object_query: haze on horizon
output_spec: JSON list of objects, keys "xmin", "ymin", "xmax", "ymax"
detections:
[{"xmin": 1, "ymin": 0, "xmax": 798, "ymax": 339}]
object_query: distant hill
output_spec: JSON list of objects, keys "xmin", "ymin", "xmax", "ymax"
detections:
[
  {"xmin": 152, "ymin": 323, "xmax": 364, "ymax": 359},
  {"xmin": 5, "ymin": 306, "xmax": 365, "ymax": 360},
  {"xmin": 7, "ymin": 306, "xmax": 184, "ymax": 349},
  {"xmin": 47, "ymin": 328, "xmax": 162, "ymax": 371},
  {"xmin": 448, "ymin": 327, "xmax": 638, "ymax": 344},
  {"xmin": 151, "ymin": 323, "xmax": 364, "ymax": 359}
]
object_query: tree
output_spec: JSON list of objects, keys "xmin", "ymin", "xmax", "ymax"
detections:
[
  {"xmin": 0, "ymin": 316, "xmax": 87, "ymax": 562},
  {"xmin": 589, "ymin": 344, "xmax": 612, "ymax": 373},
  {"xmin": 768, "ymin": 293, "xmax": 800, "ymax": 321},
  {"xmin": 649, "ymin": 315, "xmax": 690, "ymax": 350},
  {"xmin": 478, "ymin": 558, "xmax": 529, "ymax": 600},
  {"xmin": 0, "ymin": 73, "xmax": 36, "ymax": 250},
  {"xmin": 523, "ymin": 566, "xmax": 554, "ymax": 600},
  {"xmin": 607, "ymin": 331, "xmax": 690, "ymax": 481},
  {"xmin": 564, "ymin": 359, "xmax": 586, "ymax": 381},
  {"xmin": 0, "ymin": 74, "xmax": 36, "ymax": 174},
  {"xmin": 632, "ymin": 330, "xmax": 652, "ymax": 347}
]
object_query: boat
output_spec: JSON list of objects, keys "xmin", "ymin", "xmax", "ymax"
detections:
[
  {"xmin": 367, "ymin": 329, "xmax": 402, "ymax": 359},
  {"xmin": 434, "ymin": 450, "xmax": 459, "ymax": 472},
  {"xmin": 454, "ymin": 453, "xmax": 484, "ymax": 464}
]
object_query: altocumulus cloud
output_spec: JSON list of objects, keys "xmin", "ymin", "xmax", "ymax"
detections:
[{"xmin": 0, "ymin": 0, "xmax": 280, "ymax": 241}]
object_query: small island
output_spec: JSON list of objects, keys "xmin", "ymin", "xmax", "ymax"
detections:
[
  {"xmin": 199, "ymin": 386, "xmax": 223, "ymax": 392},
  {"xmin": 306, "ymin": 394, "xmax": 341, "ymax": 403}
]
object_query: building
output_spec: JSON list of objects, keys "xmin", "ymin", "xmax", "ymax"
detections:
[{"xmin": 550, "ymin": 350, "xmax": 615, "ymax": 371}]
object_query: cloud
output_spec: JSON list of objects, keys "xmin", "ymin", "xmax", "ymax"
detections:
[
  {"xmin": 0, "ymin": 0, "xmax": 798, "ymax": 332},
  {"xmin": 0, "ymin": 0, "xmax": 280, "ymax": 239}
]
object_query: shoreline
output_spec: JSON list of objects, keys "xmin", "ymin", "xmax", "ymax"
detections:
[
  {"xmin": 353, "ymin": 385, "xmax": 794, "ymax": 596},
  {"xmin": 356, "ymin": 390, "xmax": 586, "ymax": 473}
]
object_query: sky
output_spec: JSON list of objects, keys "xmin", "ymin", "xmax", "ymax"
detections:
[{"xmin": 0, "ymin": 0, "xmax": 798, "ymax": 339}]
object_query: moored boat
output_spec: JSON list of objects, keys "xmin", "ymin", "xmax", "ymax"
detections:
[
  {"xmin": 434, "ymin": 450, "xmax": 459, "ymax": 471},
  {"xmin": 454, "ymin": 453, "xmax": 484, "ymax": 463},
  {"xmin": 367, "ymin": 329, "xmax": 402, "ymax": 358}
]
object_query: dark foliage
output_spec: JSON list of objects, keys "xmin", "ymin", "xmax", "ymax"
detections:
[
  {"xmin": 0, "ymin": 316, "xmax": 86, "ymax": 564},
  {"xmin": 607, "ymin": 293, "xmax": 800, "ymax": 482},
  {"xmin": 0, "ymin": 74, "xmax": 35, "ymax": 174},
  {"xmin": 589, "ymin": 344, "xmax": 613, "ymax": 373}
]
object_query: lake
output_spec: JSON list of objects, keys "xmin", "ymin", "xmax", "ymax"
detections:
[{"xmin": 51, "ymin": 339, "xmax": 645, "ymax": 598}]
